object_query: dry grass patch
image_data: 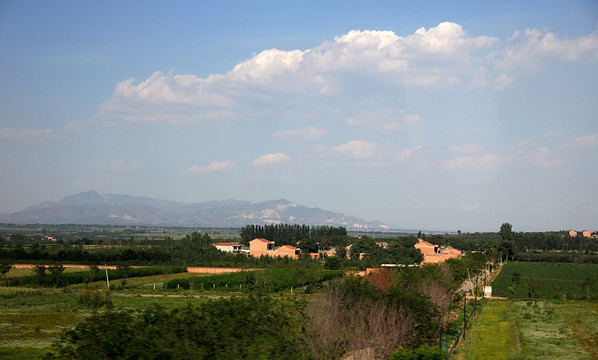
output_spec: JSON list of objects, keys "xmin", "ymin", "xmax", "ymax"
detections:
[{"xmin": 557, "ymin": 301, "xmax": 598, "ymax": 359}]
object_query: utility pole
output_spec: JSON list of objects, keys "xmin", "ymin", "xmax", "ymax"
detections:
[
  {"xmin": 105, "ymin": 265, "xmax": 110, "ymax": 289},
  {"xmin": 473, "ymin": 275, "xmax": 478, "ymax": 315}
]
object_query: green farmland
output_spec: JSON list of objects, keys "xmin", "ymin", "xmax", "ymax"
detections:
[
  {"xmin": 492, "ymin": 262, "xmax": 598, "ymax": 300},
  {"xmin": 0, "ymin": 271, "xmax": 230, "ymax": 359},
  {"xmin": 456, "ymin": 262, "xmax": 598, "ymax": 360},
  {"xmin": 456, "ymin": 300, "xmax": 598, "ymax": 360}
]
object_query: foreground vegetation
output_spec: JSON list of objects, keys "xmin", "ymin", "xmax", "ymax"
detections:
[
  {"xmin": 457, "ymin": 260, "xmax": 598, "ymax": 359},
  {"xmin": 0, "ymin": 256, "xmax": 485, "ymax": 359},
  {"xmin": 2, "ymin": 223, "xmax": 597, "ymax": 359},
  {"xmin": 457, "ymin": 300, "xmax": 598, "ymax": 360}
]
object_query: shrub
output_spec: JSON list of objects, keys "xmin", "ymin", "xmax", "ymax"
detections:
[
  {"xmin": 388, "ymin": 346, "xmax": 446, "ymax": 360},
  {"xmin": 77, "ymin": 290, "xmax": 113, "ymax": 309},
  {"xmin": 46, "ymin": 297, "xmax": 305, "ymax": 360}
]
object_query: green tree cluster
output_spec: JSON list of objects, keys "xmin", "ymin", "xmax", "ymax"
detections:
[
  {"xmin": 46, "ymin": 297, "xmax": 305, "ymax": 360},
  {"xmin": 239, "ymin": 224, "xmax": 347, "ymax": 246}
]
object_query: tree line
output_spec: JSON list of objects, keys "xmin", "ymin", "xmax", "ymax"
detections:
[
  {"xmin": 4, "ymin": 222, "xmax": 597, "ymax": 267},
  {"xmin": 427, "ymin": 223, "xmax": 598, "ymax": 264},
  {"xmin": 239, "ymin": 224, "xmax": 347, "ymax": 246}
]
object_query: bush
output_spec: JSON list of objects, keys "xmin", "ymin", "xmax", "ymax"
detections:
[
  {"xmin": 387, "ymin": 346, "xmax": 446, "ymax": 360},
  {"xmin": 77, "ymin": 290, "xmax": 113, "ymax": 309},
  {"xmin": 166, "ymin": 278, "xmax": 191, "ymax": 290},
  {"xmin": 46, "ymin": 297, "xmax": 305, "ymax": 360}
]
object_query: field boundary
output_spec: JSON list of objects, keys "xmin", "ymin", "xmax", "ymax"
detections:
[{"xmin": 11, "ymin": 264, "xmax": 260, "ymax": 273}]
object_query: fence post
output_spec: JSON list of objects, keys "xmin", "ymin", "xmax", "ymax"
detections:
[{"xmin": 463, "ymin": 290, "xmax": 468, "ymax": 339}]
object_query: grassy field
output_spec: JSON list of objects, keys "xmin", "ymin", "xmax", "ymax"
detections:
[
  {"xmin": 492, "ymin": 262, "xmax": 598, "ymax": 300},
  {"xmin": 456, "ymin": 300, "xmax": 597, "ymax": 360},
  {"xmin": 456, "ymin": 262, "xmax": 598, "ymax": 359},
  {"xmin": 0, "ymin": 288, "xmax": 86, "ymax": 360},
  {"xmin": 0, "ymin": 272, "xmax": 225, "ymax": 359},
  {"xmin": 456, "ymin": 300, "xmax": 519, "ymax": 360},
  {"xmin": 75, "ymin": 271, "xmax": 205, "ymax": 290}
]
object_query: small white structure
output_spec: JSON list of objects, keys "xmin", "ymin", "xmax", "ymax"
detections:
[
  {"xmin": 214, "ymin": 242, "xmax": 242, "ymax": 253},
  {"xmin": 483, "ymin": 286, "xmax": 492, "ymax": 298}
]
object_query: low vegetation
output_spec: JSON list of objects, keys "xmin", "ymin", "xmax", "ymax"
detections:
[
  {"xmin": 492, "ymin": 262, "xmax": 598, "ymax": 300},
  {"xmin": 1, "ymin": 223, "xmax": 597, "ymax": 359},
  {"xmin": 167, "ymin": 267, "xmax": 343, "ymax": 293},
  {"xmin": 457, "ymin": 260, "xmax": 598, "ymax": 359},
  {"xmin": 5, "ymin": 265, "xmax": 187, "ymax": 289},
  {"xmin": 457, "ymin": 300, "xmax": 597, "ymax": 360},
  {"xmin": 45, "ymin": 297, "xmax": 306, "ymax": 360}
]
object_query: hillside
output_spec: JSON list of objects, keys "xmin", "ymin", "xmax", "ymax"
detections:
[{"xmin": 0, "ymin": 190, "xmax": 390, "ymax": 230}]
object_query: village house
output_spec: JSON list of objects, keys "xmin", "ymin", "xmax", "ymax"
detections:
[
  {"xmin": 275, "ymin": 244, "xmax": 300, "ymax": 259},
  {"xmin": 249, "ymin": 238, "xmax": 275, "ymax": 257},
  {"xmin": 249, "ymin": 238, "xmax": 300, "ymax": 259},
  {"xmin": 413, "ymin": 239, "xmax": 438, "ymax": 256},
  {"xmin": 414, "ymin": 238, "xmax": 463, "ymax": 264},
  {"xmin": 569, "ymin": 230, "xmax": 592, "ymax": 238},
  {"xmin": 213, "ymin": 242, "xmax": 242, "ymax": 253}
]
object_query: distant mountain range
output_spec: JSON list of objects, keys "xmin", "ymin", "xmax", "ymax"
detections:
[{"xmin": 0, "ymin": 190, "xmax": 390, "ymax": 231}]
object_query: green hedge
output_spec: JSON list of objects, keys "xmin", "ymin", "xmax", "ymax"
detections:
[
  {"xmin": 167, "ymin": 268, "xmax": 343, "ymax": 293},
  {"xmin": 7, "ymin": 266, "xmax": 187, "ymax": 288}
]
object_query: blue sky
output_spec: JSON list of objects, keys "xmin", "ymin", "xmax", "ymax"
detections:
[{"xmin": 1, "ymin": 1, "xmax": 597, "ymax": 232}]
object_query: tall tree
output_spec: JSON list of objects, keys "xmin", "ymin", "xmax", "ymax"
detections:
[
  {"xmin": 499, "ymin": 223, "xmax": 513, "ymax": 242},
  {"xmin": 499, "ymin": 223, "xmax": 516, "ymax": 261},
  {"xmin": 0, "ymin": 263, "xmax": 13, "ymax": 284}
]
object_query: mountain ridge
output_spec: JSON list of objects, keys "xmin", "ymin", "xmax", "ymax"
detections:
[{"xmin": 1, "ymin": 191, "xmax": 390, "ymax": 231}]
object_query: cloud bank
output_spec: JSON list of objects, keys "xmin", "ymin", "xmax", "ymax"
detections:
[{"xmin": 94, "ymin": 22, "xmax": 598, "ymax": 125}]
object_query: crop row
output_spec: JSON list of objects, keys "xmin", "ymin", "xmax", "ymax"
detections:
[{"xmin": 492, "ymin": 262, "xmax": 598, "ymax": 299}]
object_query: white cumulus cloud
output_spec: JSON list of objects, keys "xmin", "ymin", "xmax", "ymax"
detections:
[
  {"xmin": 94, "ymin": 23, "xmax": 598, "ymax": 124},
  {"xmin": 94, "ymin": 23, "xmax": 504, "ymax": 125},
  {"xmin": 488, "ymin": 28, "xmax": 598, "ymax": 89},
  {"xmin": 252, "ymin": 153, "xmax": 290, "ymax": 166},
  {"xmin": 332, "ymin": 140, "xmax": 380, "ymax": 159},
  {"xmin": 188, "ymin": 161, "xmax": 237, "ymax": 174}
]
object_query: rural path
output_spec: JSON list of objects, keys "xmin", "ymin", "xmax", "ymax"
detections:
[{"xmin": 460, "ymin": 262, "xmax": 504, "ymax": 297}]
